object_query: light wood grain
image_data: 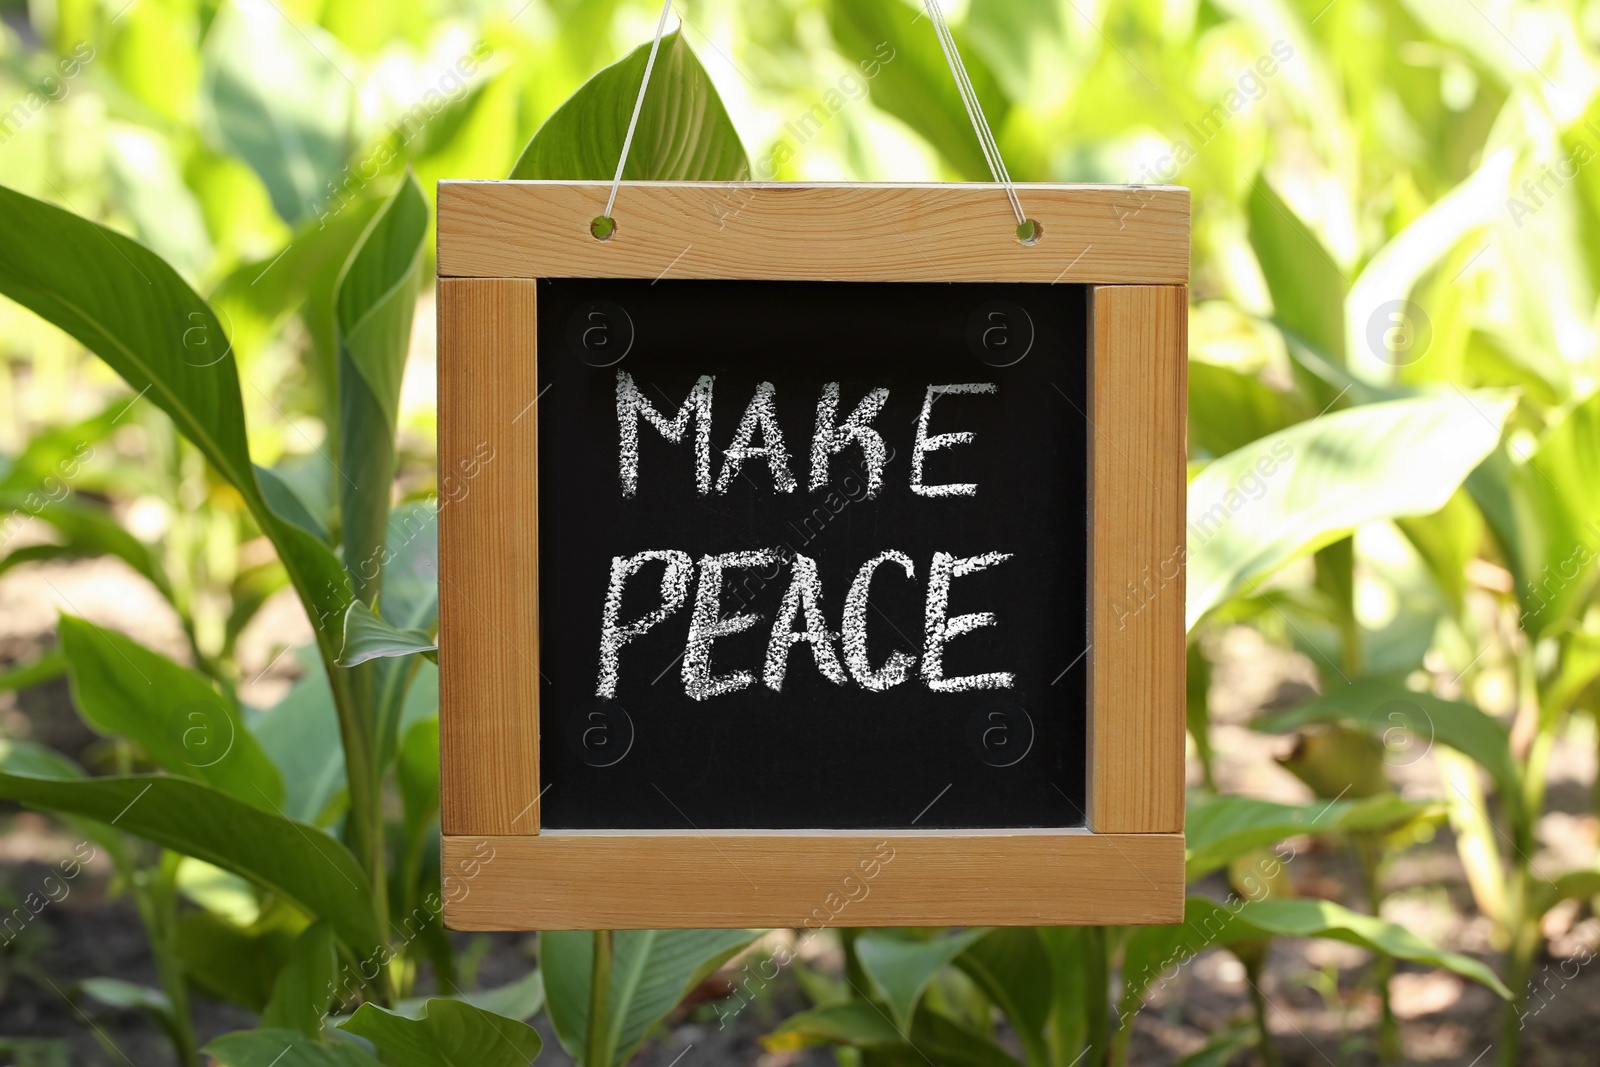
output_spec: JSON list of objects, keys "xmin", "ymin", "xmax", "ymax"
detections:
[
  {"xmin": 437, "ymin": 182, "xmax": 1189, "ymax": 284},
  {"xmin": 438, "ymin": 278, "xmax": 541, "ymax": 836},
  {"xmin": 441, "ymin": 831, "xmax": 1183, "ymax": 929},
  {"xmin": 1087, "ymin": 286, "xmax": 1188, "ymax": 835}
]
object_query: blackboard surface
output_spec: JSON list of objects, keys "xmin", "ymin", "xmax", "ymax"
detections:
[{"xmin": 536, "ymin": 278, "xmax": 1088, "ymax": 830}]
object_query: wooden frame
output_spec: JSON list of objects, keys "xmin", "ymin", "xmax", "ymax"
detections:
[{"xmin": 438, "ymin": 182, "xmax": 1188, "ymax": 929}]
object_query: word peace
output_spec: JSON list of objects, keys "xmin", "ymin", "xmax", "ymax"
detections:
[{"xmin": 598, "ymin": 548, "xmax": 1014, "ymax": 701}]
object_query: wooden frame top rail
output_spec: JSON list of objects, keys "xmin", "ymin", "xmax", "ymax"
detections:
[{"xmin": 437, "ymin": 182, "xmax": 1190, "ymax": 285}]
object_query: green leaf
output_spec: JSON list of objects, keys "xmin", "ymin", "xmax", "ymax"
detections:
[
  {"xmin": 0, "ymin": 770, "xmax": 381, "ymax": 962},
  {"xmin": 60, "ymin": 615, "xmax": 283, "ymax": 807},
  {"xmin": 1187, "ymin": 361, "xmax": 1307, "ymax": 460},
  {"xmin": 1185, "ymin": 793, "xmax": 1440, "ymax": 882},
  {"xmin": 1254, "ymin": 678, "xmax": 1519, "ymax": 803},
  {"xmin": 510, "ymin": 31, "xmax": 750, "ymax": 182},
  {"xmin": 390, "ymin": 970, "xmax": 545, "ymax": 1022},
  {"xmin": 1533, "ymin": 869, "xmax": 1600, "ymax": 917},
  {"xmin": 339, "ymin": 600, "xmax": 437, "ymax": 667},
  {"xmin": 176, "ymin": 908, "xmax": 301, "ymax": 1012},
  {"xmin": 210, "ymin": 201, "xmax": 382, "ymax": 379},
  {"xmin": 249, "ymin": 649, "xmax": 348, "ymax": 826},
  {"xmin": 827, "ymin": 0, "xmax": 1007, "ymax": 181},
  {"xmin": 0, "ymin": 647, "xmax": 66, "ymax": 693},
  {"xmin": 75, "ymin": 976, "xmax": 172, "ymax": 1016},
  {"xmin": 336, "ymin": 173, "xmax": 427, "ymax": 602},
  {"xmin": 0, "ymin": 182, "xmax": 351, "ymax": 660},
  {"xmin": 953, "ymin": 929, "xmax": 1051, "ymax": 1067},
  {"xmin": 372, "ymin": 502, "xmax": 440, "ymax": 773},
  {"xmin": 1248, "ymin": 178, "xmax": 1348, "ymax": 359},
  {"xmin": 199, "ymin": 0, "xmax": 358, "ymax": 225},
  {"xmin": 542, "ymin": 929, "xmax": 761, "ymax": 1066},
  {"xmin": 397, "ymin": 716, "xmax": 439, "ymax": 862},
  {"xmin": 762, "ymin": 1001, "xmax": 1021, "ymax": 1067},
  {"xmin": 1120, "ymin": 896, "xmax": 1511, "ymax": 1018},
  {"xmin": 258, "ymin": 463, "xmax": 333, "ymax": 544},
  {"xmin": 261, "ymin": 920, "xmax": 337, "ymax": 1038},
  {"xmin": 0, "ymin": 493, "xmax": 172, "ymax": 602},
  {"xmin": 0, "ymin": 403, "xmax": 116, "ymax": 494},
  {"xmin": 205, "ymin": 1029, "xmax": 381, "ymax": 1067},
  {"xmin": 855, "ymin": 929, "xmax": 990, "ymax": 1032},
  {"xmin": 338, "ymin": 1000, "xmax": 542, "ymax": 1067},
  {"xmin": 1187, "ymin": 393, "xmax": 1512, "ymax": 628},
  {"xmin": 762, "ymin": 1001, "xmax": 903, "ymax": 1051}
]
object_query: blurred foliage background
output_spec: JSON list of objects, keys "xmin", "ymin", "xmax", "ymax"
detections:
[{"xmin": 6, "ymin": 0, "xmax": 1600, "ymax": 1065}]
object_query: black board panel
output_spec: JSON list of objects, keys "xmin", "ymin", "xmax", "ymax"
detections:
[{"xmin": 536, "ymin": 278, "xmax": 1088, "ymax": 830}]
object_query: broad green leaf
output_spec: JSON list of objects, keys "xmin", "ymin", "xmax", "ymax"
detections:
[
  {"xmin": 1036, "ymin": 927, "xmax": 1096, "ymax": 1067},
  {"xmin": 0, "ymin": 404, "xmax": 116, "ymax": 494},
  {"xmin": 336, "ymin": 173, "xmax": 427, "ymax": 603},
  {"xmin": 0, "ymin": 494, "xmax": 172, "ymax": 601},
  {"xmin": 373, "ymin": 502, "xmax": 440, "ymax": 773},
  {"xmin": 855, "ymin": 928, "xmax": 990, "ymax": 1032},
  {"xmin": 205, "ymin": 1030, "xmax": 381, "ymax": 1067},
  {"xmin": 762, "ymin": 1002, "xmax": 902, "ymax": 1051},
  {"xmin": 75, "ymin": 977, "xmax": 172, "ymax": 1016},
  {"xmin": 1187, "ymin": 393, "xmax": 1512, "ymax": 628},
  {"xmin": 1499, "ymin": 392, "xmax": 1600, "ymax": 633},
  {"xmin": 762, "ymin": 1000, "xmax": 1021, "ymax": 1067},
  {"xmin": 176, "ymin": 908, "xmax": 302, "ymax": 1012},
  {"xmin": 390, "ymin": 970, "xmax": 545, "ymax": 1022},
  {"xmin": 0, "ymin": 1038, "xmax": 70, "ymax": 1067},
  {"xmin": 1187, "ymin": 360, "xmax": 1307, "ymax": 460},
  {"xmin": 261, "ymin": 920, "xmax": 337, "ymax": 1038},
  {"xmin": 1255, "ymin": 678, "xmax": 1519, "ymax": 803},
  {"xmin": 0, "ymin": 647, "xmax": 66, "ymax": 693},
  {"xmin": 338, "ymin": 1000, "xmax": 542, "ymax": 1067},
  {"xmin": 1120, "ymin": 896, "xmax": 1510, "ymax": 1018},
  {"xmin": 1343, "ymin": 148, "xmax": 1513, "ymax": 381},
  {"xmin": 60, "ymin": 615, "xmax": 283, "ymax": 807},
  {"xmin": 510, "ymin": 31, "xmax": 750, "ymax": 183},
  {"xmin": 953, "ymin": 929, "xmax": 1050, "ymax": 1067},
  {"xmin": 1396, "ymin": 489, "xmax": 1483, "ymax": 611},
  {"xmin": 827, "ymin": 0, "xmax": 1007, "ymax": 181},
  {"xmin": 0, "ymin": 770, "xmax": 381, "ymax": 962},
  {"xmin": 397, "ymin": 716, "xmax": 439, "ymax": 864},
  {"xmin": 249, "ymin": 649, "xmax": 348, "ymax": 826},
  {"xmin": 1533, "ymin": 869, "xmax": 1600, "ymax": 917},
  {"xmin": 210, "ymin": 201, "xmax": 381, "ymax": 379},
  {"xmin": 258, "ymin": 464, "xmax": 333, "ymax": 544},
  {"xmin": 339, "ymin": 600, "xmax": 437, "ymax": 667},
  {"xmin": 105, "ymin": 125, "xmax": 212, "ymax": 279},
  {"xmin": 1174, "ymin": 1021, "xmax": 1257, "ymax": 1067},
  {"xmin": 1248, "ymin": 177, "xmax": 1348, "ymax": 359},
  {"xmin": 542, "ymin": 928, "xmax": 761, "ymax": 1066},
  {"xmin": 199, "ymin": 0, "xmax": 358, "ymax": 225},
  {"xmin": 1186, "ymin": 793, "xmax": 1441, "ymax": 882},
  {"xmin": 0, "ymin": 183, "xmax": 352, "ymax": 659}
]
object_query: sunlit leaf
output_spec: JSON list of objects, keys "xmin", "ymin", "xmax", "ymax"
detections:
[
  {"xmin": 510, "ymin": 31, "xmax": 749, "ymax": 183},
  {"xmin": 1187, "ymin": 393, "xmax": 1512, "ymax": 628}
]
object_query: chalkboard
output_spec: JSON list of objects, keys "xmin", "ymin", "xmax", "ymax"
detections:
[{"xmin": 535, "ymin": 278, "xmax": 1089, "ymax": 830}]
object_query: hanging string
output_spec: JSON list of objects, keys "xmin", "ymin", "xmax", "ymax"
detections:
[
  {"xmin": 592, "ymin": 0, "xmax": 675, "ymax": 239},
  {"xmin": 920, "ymin": 0, "xmax": 1039, "ymax": 244}
]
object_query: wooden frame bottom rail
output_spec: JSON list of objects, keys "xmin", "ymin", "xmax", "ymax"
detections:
[{"xmin": 442, "ymin": 831, "xmax": 1184, "ymax": 929}]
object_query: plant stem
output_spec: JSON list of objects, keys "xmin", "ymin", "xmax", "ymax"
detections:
[
  {"xmin": 587, "ymin": 930, "xmax": 614, "ymax": 1067},
  {"xmin": 1240, "ymin": 949, "xmax": 1280, "ymax": 1067},
  {"xmin": 1354, "ymin": 834, "xmax": 1400, "ymax": 1062},
  {"xmin": 132, "ymin": 852, "xmax": 200, "ymax": 1067},
  {"xmin": 1083, "ymin": 926, "xmax": 1110, "ymax": 1067},
  {"xmin": 330, "ymin": 661, "xmax": 392, "ymax": 1005}
]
